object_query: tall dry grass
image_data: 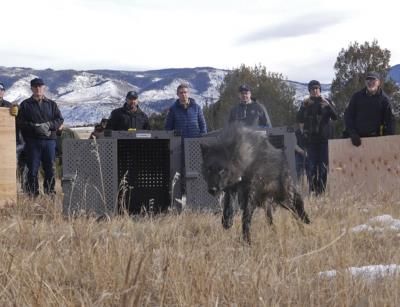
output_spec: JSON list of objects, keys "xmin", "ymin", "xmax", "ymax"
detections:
[{"xmin": 0, "ymin": 193, "xmax": 399, "ymax": 306}]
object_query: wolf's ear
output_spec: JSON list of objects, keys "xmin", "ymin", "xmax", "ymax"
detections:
[{"xmin": 200, "ymin": 143, "xmax": 209, "ymax": 156}]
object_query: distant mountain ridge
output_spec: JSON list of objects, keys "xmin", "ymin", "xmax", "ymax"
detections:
[
  {"xmin": 1, "ymin": 65, "xmax": 399, "ymax": 126},
  {"xmin": 388, "ymin": 64, "xmax": 400, "ymax": 84}
]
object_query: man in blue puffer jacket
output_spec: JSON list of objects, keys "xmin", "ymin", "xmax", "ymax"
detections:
[{"xmin": 165, "ymin": 83, "xmax": 207, "ymax": 138}]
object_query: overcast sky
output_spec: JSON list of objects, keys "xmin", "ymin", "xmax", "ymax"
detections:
[{"xmin": 2, "ymin": 0, "xmax": 399, "ymax": 83}]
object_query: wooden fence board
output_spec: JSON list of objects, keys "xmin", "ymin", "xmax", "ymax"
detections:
[
  {"xmin": 328, "ymin": 135, "xmax": 400, "ymax": 199},
  {"xmin": 0, "ymin": 108, "xmax": 17, "ymax": 207}
]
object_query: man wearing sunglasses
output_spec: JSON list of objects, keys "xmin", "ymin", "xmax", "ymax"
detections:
[{"xmin": 344, "ymin": 72, "xmax": 393, "ymax": 147}]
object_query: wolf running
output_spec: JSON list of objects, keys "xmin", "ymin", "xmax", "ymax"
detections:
[{"xmin": 200, "ymin": 124, "xmax": 310, "ymax": 243}]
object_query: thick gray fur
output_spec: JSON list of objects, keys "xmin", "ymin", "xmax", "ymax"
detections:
[{"xmin": 200, "ymin": 124, "xmax": 310, "ymax": 244}]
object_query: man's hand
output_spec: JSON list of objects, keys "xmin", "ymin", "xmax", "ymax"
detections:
[
  {"xmin": 350, "ymin": 133, "xmax": 361, "ymax": 147},
  {"xmin": 10, "ymin": 105, "xmax": 18, "ymax": 117},
  {"xmin": 34, "ymin": 122, "xmax": 51, "ymax": 137}
]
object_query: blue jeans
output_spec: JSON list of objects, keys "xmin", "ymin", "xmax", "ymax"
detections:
[
  {"xmin": 24, "ymin": 138, "xmax": 57, "ymax": 197},
  {"xmin": 306, "ymin": 142, "xmax": 328, "ymax": 195}
]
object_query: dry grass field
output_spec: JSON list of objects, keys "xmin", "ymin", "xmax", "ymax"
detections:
[{"xmin": 1, "ymin": 192, "xmax": 400, "ymax": 306}]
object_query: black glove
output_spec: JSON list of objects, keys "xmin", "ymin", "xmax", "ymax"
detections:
[
  {"xmin": 302, "ymin": 130, "xmax": 310, "ymax": 143},
  {"xmin": 350, "ymin": 133, "xmax": 361, "ymax": 147},
  {"xmin": 34, "ymin": 122, "xmax": 51, "ymax": 137}
]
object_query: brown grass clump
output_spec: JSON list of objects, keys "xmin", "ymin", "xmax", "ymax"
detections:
[{"xmin": 0, "ymin": 193, "xmax": 399, "ymax": 306}]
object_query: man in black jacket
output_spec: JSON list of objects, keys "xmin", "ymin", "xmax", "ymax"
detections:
[
  {"xmin": 106, "ymin": 91, "xmax": 150, "ymax": 131},
  {"xmin": 16, "ymin": 78, "xmax": 64, "ymax": 197},
  {"xmin": 297, "ymin": 80, "xmax": 337, "ymax": 195},
  {"xmin": 228, "ymin": 85, "xmax": 272, "ymax": 128},
  {"xmin": 344, "ymin": 72, "xmax": 393, "ymax": 147}
]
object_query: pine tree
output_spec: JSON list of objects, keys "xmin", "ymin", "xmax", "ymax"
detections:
[
  {"xmin": 204, "ymin": 64, "xmax": 296, "ymax": 130},
  {"xmin": 331, "ymin": 40, "xmax": 400, "ymax": 134}
]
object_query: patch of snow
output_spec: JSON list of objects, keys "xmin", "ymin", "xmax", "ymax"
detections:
[
  {"xmin": 319, "ymin": 264, "xmax": 400, "ymax": 281},
  {"xmin": 350, "ymin": 215, "xmax": 400, "ymax": 233}
]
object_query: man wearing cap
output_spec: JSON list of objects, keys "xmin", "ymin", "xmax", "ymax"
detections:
[
  {"xmin": 106, "ymin": 91, "xmax": 150, "ymax": 131},
  {"xmin": 165, "ymin": 83, "xmax": 207, "ymax": 138},
  {"xmin": 16, "ymin": 78, "xmax": 64, "ymax": 197},
  {"xmin": 0, "ymin": 82, "xmax": 18, "ymax": 117},
  {"xmin": 228, "ymin": 85, "xmax": 272, "ymax": 128},
  {"xmin": 297, "ymin": 80, "xmax": 337, "ymax": 195},
  {"xmin": 344, "ymin": 72, "xmax": 393, "ymax": 147}
]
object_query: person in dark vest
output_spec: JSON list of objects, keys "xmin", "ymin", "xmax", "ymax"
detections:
[
  {"xmin": 297, "ymin": 80, "xmax": 337, "ymax": 195},
  {"xmin": 89, "ymin": 118, "xmax": 108, "ymax": 139},
  {"xmin": 165, "ymin": 83, "xmax": 207, "ymax": 138},
  {"xmin": 228, "ymin": 84, "xmax": 272, "ymax": 128},
  {"xmin": 106, "ymin": 91, "xmax": 150, "ymax": 131},
  {"xmin": 344, "ymin": 71, "xmax": 394, "ymax": 146},
  {"xmin": 16, "ymin": 78, "xmax": 64, "ymax": 197}
]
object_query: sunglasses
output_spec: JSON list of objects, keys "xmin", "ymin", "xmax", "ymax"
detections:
[
  {"xmin": 310, "ymin": 86, "xmax": 320, "ymax": 90},
  {"xmin": 365, "ymin": 77, "xmax": 378, "ymax": 81}
]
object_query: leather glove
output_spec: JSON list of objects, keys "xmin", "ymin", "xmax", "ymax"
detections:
[
  {"xmin": 34, "ymin": 122, "xmax": 51, "ymax": 137},
  {"xmin": 10, "ymin": 105, "xmax": 18, "ymax": 117},
  {"xmin": 350, "ymin": 133, "xmax": 361, "ymax": 147}
]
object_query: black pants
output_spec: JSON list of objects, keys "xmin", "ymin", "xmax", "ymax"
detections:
[{"xmin": 306, "ymin": 142, "xmax": 328, "ymax": 195}]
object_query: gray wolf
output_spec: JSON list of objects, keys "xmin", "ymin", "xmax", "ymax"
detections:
[{"xmin": 200, "ymin": 124, "xmax": 310, "ymax": 243}]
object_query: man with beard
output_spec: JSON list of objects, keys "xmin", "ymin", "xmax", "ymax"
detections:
[
  {"xmin": 297, "ymin": 80, "xmax": 337, "ymax": 195},
  {"xmin": 106, "ymin": 91, "xmax": 150, "ymax": 130},
  {"xmin": 344, "ymin": 72, "xmax": 394, "ymax": 147}
]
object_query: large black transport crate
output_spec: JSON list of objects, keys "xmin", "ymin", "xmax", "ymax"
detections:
[{"xmin": 62, "ymin": 131, "xmax": 182, "ymax": 217}]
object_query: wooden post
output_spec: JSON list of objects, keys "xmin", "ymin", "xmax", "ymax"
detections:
[
  {"xmin": 328, "ymin": 136, "xmax": 400, "ymax": 199},
  {"xmin": 0, "ymin": 108, "xmax": 17, "ymax": 207}
]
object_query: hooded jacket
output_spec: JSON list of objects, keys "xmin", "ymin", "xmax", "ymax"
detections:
[{"xmin": 228, "ymin": 100, "xmax": 272, "ymax": 128}]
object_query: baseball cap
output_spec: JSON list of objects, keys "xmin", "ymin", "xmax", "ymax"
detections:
[
  {"xmin": 30, "ymin": 78, "xmax": 45, "ymax": 87},
  {"xmin": 126, "ymin": 91, "xmax": 138, "ymax": 99},
  {"xmin": 365, "ymin": 71, "xmax": 380, "ymax": 80},
  {"xmin": 238, "ymin": 84, "xmax": 251, "ymax": 92}
]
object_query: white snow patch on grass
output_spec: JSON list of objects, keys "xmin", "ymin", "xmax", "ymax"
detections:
[{"xmin": 319, "ymin": 264, "xmax": 400, "ymax": 281}]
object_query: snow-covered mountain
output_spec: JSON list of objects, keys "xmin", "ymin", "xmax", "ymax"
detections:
[
  {"xmin": 1, "ymin": 65, "xmax": 398, "ymax": 126},
  {"xmin": 388, "ymin": 64, "xmax": 400, "ymax": 84},
  {"xmin": 0, "ymin": 66, "xmax": 226, "ymax": 126}
]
